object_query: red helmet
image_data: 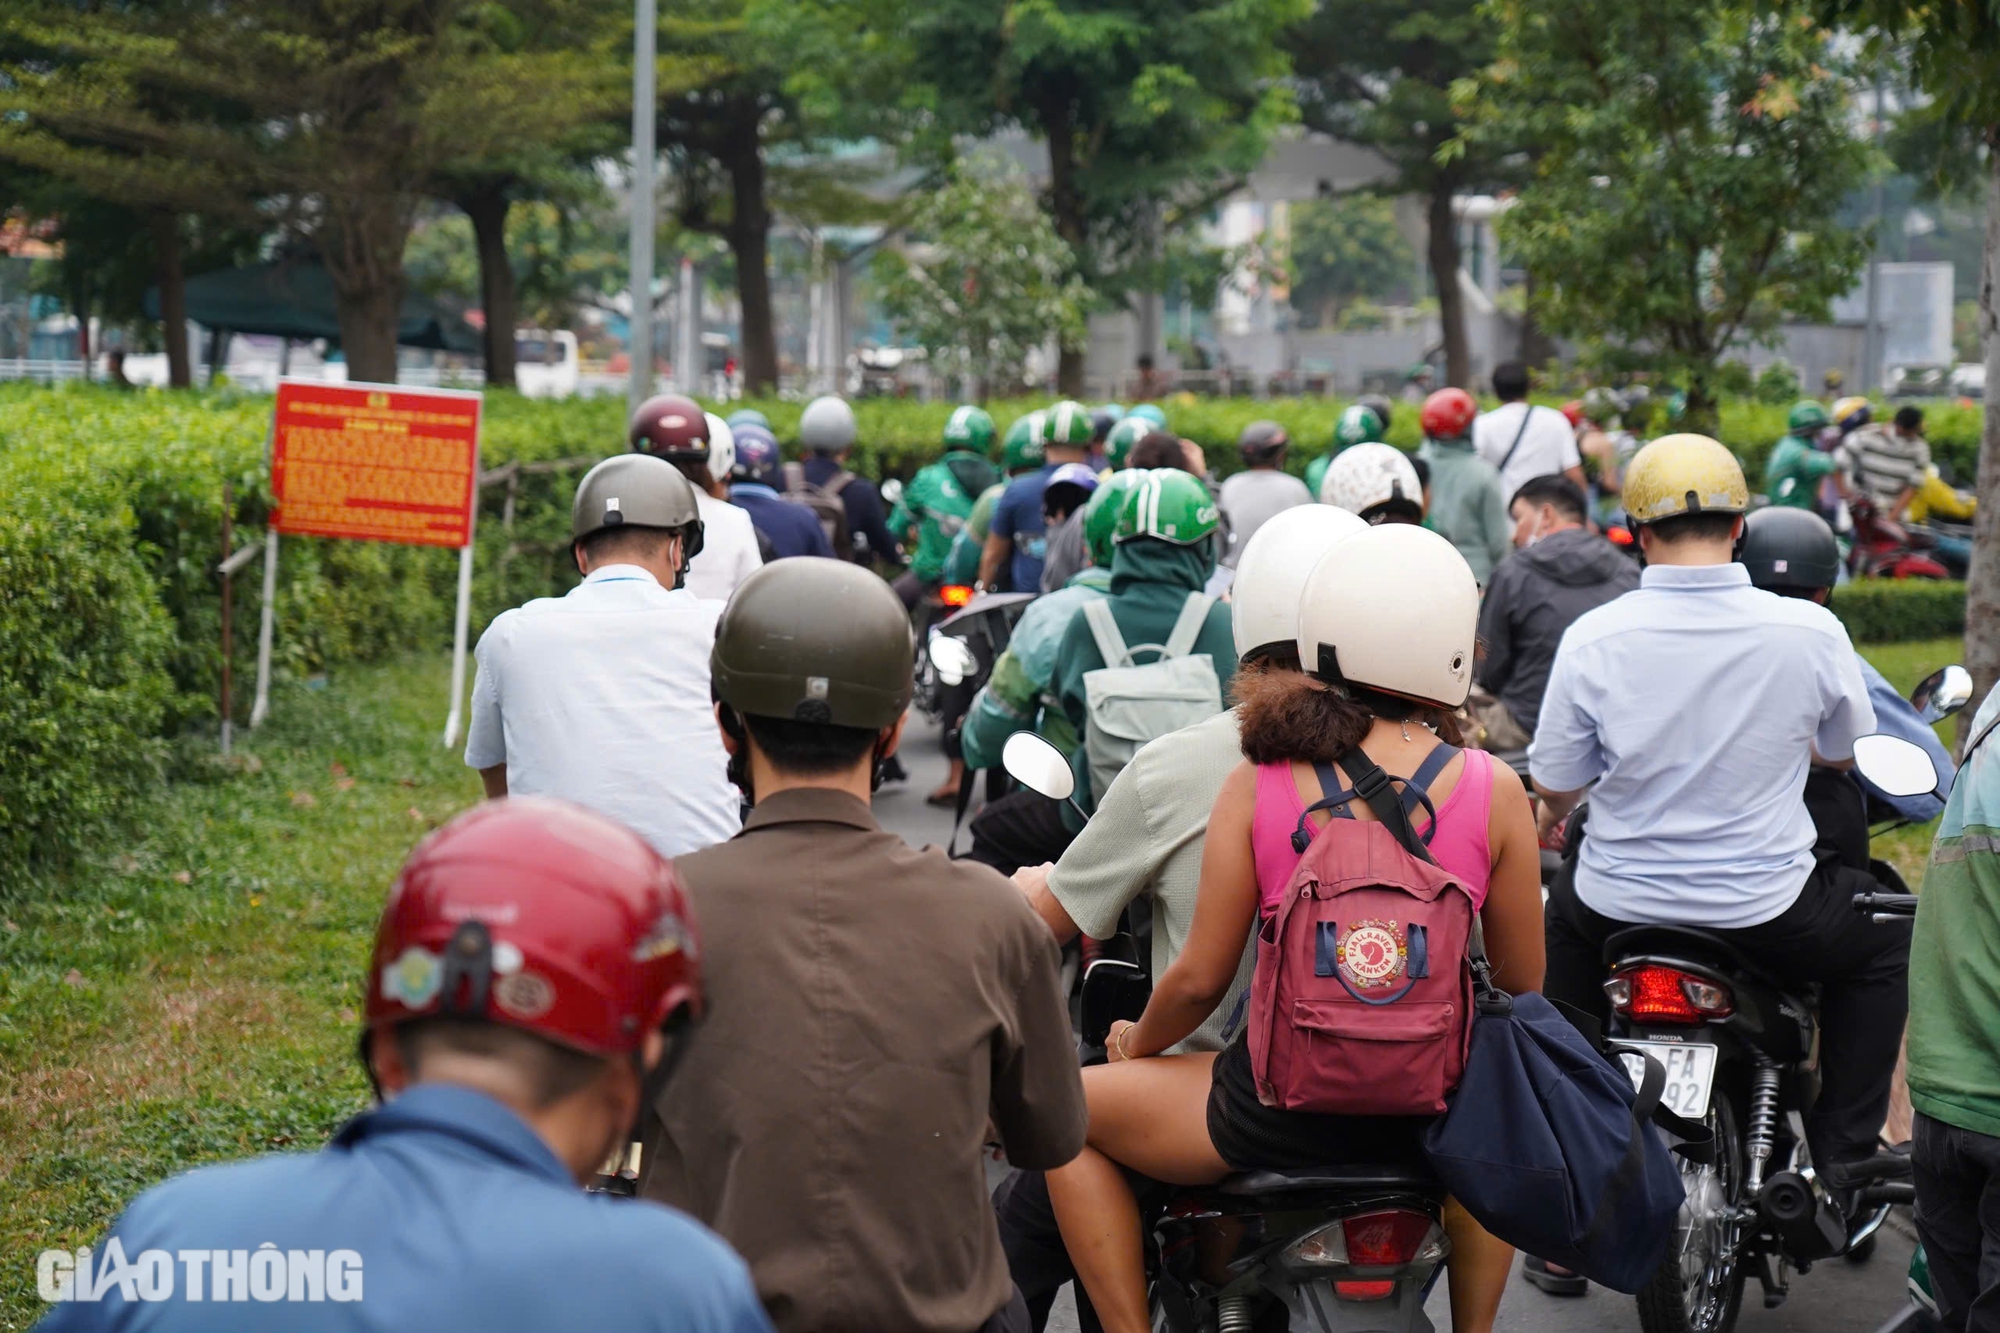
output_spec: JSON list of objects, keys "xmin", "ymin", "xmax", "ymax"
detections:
[
  {"xmin": 1560, "ymin": 399, "xmax": 1585, "ymax": 428},
  {"xmin": 629, "ymin": 394, "xmax": 710, "ymax": 462},
  {"xmin": 366, "ymin": 799, "xmax": 702, "ymax": 1057},
  {"xmin": 1420, "ymin": 387, "xmax": 1478, "ymax": 440}
]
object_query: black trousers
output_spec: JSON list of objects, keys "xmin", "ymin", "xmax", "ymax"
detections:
[
  {"xmin": 1544, "ymin": 853, "xmax": 1911, "ymax": 1167},
  {"xmin": 976, "ymin": 1286, "xmax": 1032, "ymax": 1333},
  {"xmin": 1916, "ymin": 1111, "xmax": 2000, "ymax": 1332},
  {"xmin": 994, "ymin": 1168, "xmax": 1172, "ymax": 1333},
  {"xmin": 966, "ymin": 789, "xmax": 1076, "ymax": 876}
]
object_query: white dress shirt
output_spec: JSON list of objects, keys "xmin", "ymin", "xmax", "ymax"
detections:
[
  {"xmin": 685, "ymin": 491, "xmax": 762, "ymax": 604},
  {"xmin": 1473, "ymin": 401, "xmax": 1582, "ymax": 504},
  {"xmin": 1529, "ymin": 562, "xmax": 1874, "ymax": 928},
  {"xmin": 464, "ymin": 565, "xmax": 740, "ymax": 858}
]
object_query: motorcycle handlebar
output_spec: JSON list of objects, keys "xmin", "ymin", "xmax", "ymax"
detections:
[{"xmin": 1852, "ymin": 892, "xmax": 1918, "ymax": 916}]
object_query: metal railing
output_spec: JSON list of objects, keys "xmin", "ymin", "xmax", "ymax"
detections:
[{"xmin": 0, "ymin": 358, "xmax": 89, "ymax": 382}]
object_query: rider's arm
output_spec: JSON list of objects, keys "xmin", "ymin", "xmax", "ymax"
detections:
[
  {"xmin": 480, "ymin": 764, "xmax": 508, "ymax": 798},
  {"xmin": 462, "ymin": 637, "xmax": 507, "ymax": 793},
  {"xmin": 1525, "ymin": 642, "xmax": 1604, "ymax": 815},
  {"xmin": 1044, "ymin": 744, "xmax": 1171, "ymax": 942},
  {"xmin": 1121, "ymin": 764, "xmax": 1260, "ymax": 1058},
  {"xmin": 960, "ymin": 649, "xmax": 1038, "ymax": 772},
  {"xmin": 1475, "ymin": 566, "xmax": 1516, "ymax": 694},
  {"xmin": 1814, "ymin": 634, "xmax": 1878, "ymax": 769},
  {"xmin": 1013, "ymin": 862, "xmax": 1080, "ymax": 943},
  {"xmin": 989, "ymin": 914, "xmax": 1089, "ymax": 1170},
  {"xmin": 980, "ymin": 487, "xmax": 1019, "ymax": 588},
  {"xmin": 1482, "ymin": 760, "xmax": 1547, "ymax": 994}
]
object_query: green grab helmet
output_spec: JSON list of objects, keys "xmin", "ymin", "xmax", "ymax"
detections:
[
  {"xmin": 725, "ymin": 408, "xmax": 770, "ymax": 432},
  {"xmin": 1082, "ymin": 470, "xmax": 1145, "ymax": 567},
  {"xmin": 1787, "ymin": 400, "xmax": 1830, "ymax": 435},
  {"xmin": 1044, "ymin": 399, "xmax": 1096, "ymax": 448},
  {"xmin": 1334, "ymin": 404, "xmax": 1385, "ymax": 449},
  {"xmin": 1103, "ymin": 416, "xmax": 1150, "ymax": 470},
  {"xmin": 1128, "ymin": 403, "xmax": 1168, "ymax": 430},
  {"xmin": 943, "ymin": 404, "xmax": 997, "ymax": 454},
  {"xmin": 1001, "ymin": 410, "xmax": 1047, "ymax": 473},
  {"xmin": 1117, "ymin": 467, "xmax": 1221, "ymax": 547}
]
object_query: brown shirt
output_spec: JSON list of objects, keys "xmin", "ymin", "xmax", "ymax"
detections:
[{"xmin": 639, "ymin": 788, "xmax": 1087, "ymax": 1333}]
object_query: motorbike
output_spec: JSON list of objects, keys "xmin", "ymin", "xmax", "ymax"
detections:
[
  {"xmin": 915, "ymin": 589, "xmax": 1034, "ymax": 724},
  {"xmin": 1003, "ymin": 731, "xmax": 1454, "ymax": 1333},
  {"xmin": 1848, "ymin": 497, "xmax": 1952, "ymax": 581},
  {"xmin": 1607, "ymin": 689, "xmax": 1966, "ymax": 1333}
]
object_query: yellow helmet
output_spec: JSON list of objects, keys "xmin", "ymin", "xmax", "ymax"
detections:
[
  {"xmin": 1621, "ymin": 434, "xmax": 1749, "ymax": 524},
  {"xmin": 1831, "ymin": 396, "xmax": 1873, "ymax": 430}
]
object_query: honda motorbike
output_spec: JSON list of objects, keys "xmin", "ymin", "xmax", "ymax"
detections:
[
  {"xmin": 1003, "ymin": 732, "xmax": 1453, "ymax": 1332},
  {"xmin": 1610, "ymin": 708, "xmax": 1963, "ymax": 1333}
]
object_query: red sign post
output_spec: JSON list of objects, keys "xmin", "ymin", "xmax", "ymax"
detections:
[{"xmin": 250, "ymin": 381, "xmax": 484, "ymax": 745}]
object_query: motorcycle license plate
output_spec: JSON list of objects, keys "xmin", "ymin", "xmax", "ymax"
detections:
[{"xmin": 1616, "ymin": 1041, "xmax": 1718, "ymax": 1121}]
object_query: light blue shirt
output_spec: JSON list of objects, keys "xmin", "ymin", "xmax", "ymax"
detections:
[
  {"xmin": 36, "ymin": 1084, "xmax": 772, "ymax": 1333},
  {"xmin": 1530, "ymin": 562, "xmax": 1875, "ymax": 928},
  {"xmin": 1856, "ymin": 655, "xmax": 1955, "ymax": 822}
]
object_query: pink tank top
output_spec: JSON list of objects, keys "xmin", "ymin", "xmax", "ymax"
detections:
[{"xmin": 1251, "ymin": 748, "xmax": 1495, "ymax": 917}]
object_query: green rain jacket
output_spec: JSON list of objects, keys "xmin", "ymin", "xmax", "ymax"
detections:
[
  {"xmin": 1764, "ymin": 434, "xmax": 1840, "ymax": 510},
  {"xmin": 1418, "ymin": 437, "xmax": 1513, "ymax": 585},
  {"xmin": 1049, "ymin": 538, "xmax": 1237, "ymax": 815},
  {"xmin": 940, "ymin": 482, "xmax": 1006, "ymax": 587},
  {"xmin": 959, "ymin": 567, "xmax": 1114, "ymax": 771},
  {"xmin": 888, "ymin": 452, "xmax": 1001, "ymax": 582}
]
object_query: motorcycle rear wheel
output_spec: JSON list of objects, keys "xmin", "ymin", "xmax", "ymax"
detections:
[{"xmin": 1636, "ymin": 1092, "xmax": 1748, "ymax": 1333}]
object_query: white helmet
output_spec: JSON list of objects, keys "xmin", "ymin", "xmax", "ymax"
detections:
[
  {"xmin": 1320, "ymin": 442, "xmax": 1424, "ymax": 521},
  {"xmin": 800, "ymin": 395, "xmax": 857, "ymax": 453},
  {"xmin": 702, "ymin": 413, "xmax": 736, "ymax": 484},
  {"xmin": 1230, "ymin": 504, "xmax": 1366, "ymax": 663},
  {"xmin": 1297, "ymin": 524, "xmax": 1477, "ymax": 709}
]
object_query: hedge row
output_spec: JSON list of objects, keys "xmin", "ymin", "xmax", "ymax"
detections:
[{"xmin": 0, "ymin": 381, "xmax": 1978, "ymax": 882}]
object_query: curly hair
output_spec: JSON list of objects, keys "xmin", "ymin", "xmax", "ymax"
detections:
[{"xmin": 1230, "ymin": 658, "xmax": 1465, "ymax": 767}]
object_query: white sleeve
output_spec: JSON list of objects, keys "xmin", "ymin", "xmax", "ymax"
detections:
[
  {"xmin": 1816, "ymin": 639, "xmax": 1877, "ymax": 762},
  {"xmin": 1527, "ymin": 639, "xmax": 1605, "ymax": 792},
  {"xmin": 1555, "ymin": 412, "xmax": 1582, "ymax": 470},
  {"xmin": 463, "ymin": 626, "xmax": 507, "ymax": 770}
]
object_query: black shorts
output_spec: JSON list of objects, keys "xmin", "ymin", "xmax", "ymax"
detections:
[{"xmin": 1205, "ymin": 1039, "xmax": 1431, "ymax": 1173}]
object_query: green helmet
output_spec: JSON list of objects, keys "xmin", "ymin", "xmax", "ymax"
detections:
[
  {"xmin": 1128, "ymin": 403, "xmax": 1167, "ymax": 430},
  {"xmin": 710, "ymin": 559, "xmax": 913, "ymax": 729},
  {"xmin": 1002, "ymin": 411, "xmax": 1047, "ymax": 473},
  {"xmin": 1117, "ymin": 467, "xmax": 1220, "ymax": 546},
  {"xmin": 1103, "ymin": 416, "xmax": 1150, "ymax": 470},
  {"xmin": 1044, "ymin": 399, "xmax": 1095, "ymax": 448},
  {"xmin": 726, "ymin": 408, "xmax": 770, "ymax": 432},
  {"xmin": 1082, "ymin": 470, "xmax": 1144, "ymax": 566},
  {"xmin": 1334, "ymin": 404, "xmax": 1385, "ymax": 449},
  {"xmin": 1787, "ymin": 400, "xmax": 1830, "ymax": 435},
  {"xmin": 942, "ymin": 404, "xmax": 996, "ymax": 454}
]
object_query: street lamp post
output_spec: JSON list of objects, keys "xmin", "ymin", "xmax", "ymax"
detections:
[{"xmin": 628, "ymin": 0, "xmax": 657, "ymax": 416}]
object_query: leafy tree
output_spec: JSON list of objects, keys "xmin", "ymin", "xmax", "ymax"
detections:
[
  {"xmin": 882, "ymin": 0, "xmax": 1307, "ymax": 394},
  {"xmin": 1814, "ymin": 0, "xmax": 2000, "ymax": 731},
  {"xmin": 1289, "ymin": 0, "xmax": 1509, "ymax": 386},
  {"xmin": 872, "ymin": 158, "xmax": 1088, "ymax": 397},
  {"xmin": 1459, "ymin": 0, "xmax": 1873, "ymax": 431},
  {"xmin": 1284, "ymin": 194, "xmax": 1414, "ymax": 329}
]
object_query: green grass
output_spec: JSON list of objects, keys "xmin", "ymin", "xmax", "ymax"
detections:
[
  {"xmin": 1852, "ymin": 636, "xmax": 1964, "ymax": 884},
  {"xmin": 0, "ymin": 656, "xmax": 480, "ymax": 1329}
]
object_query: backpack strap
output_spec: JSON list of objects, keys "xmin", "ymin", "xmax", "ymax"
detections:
[
  {"xmin": 1295, "ymin": 744, "xmax": 1462, "ymax": 844},
  {"xmin": 1160, "ymin": 592, "xmax": 1216, "ymax": 659},
  {"xmin": 1495, "ymin": 404, "xmax": 1537, "ymax": 476},
  {"xmin": 1080, "ymin": 598, "xmax": 1134, "ymax": 669},
  {"xmin": 824, "ymin": 470, "xmax": 856, "ymax": 498},
  {"xmin": 1335, "ymin": 747, "xmax": 1440, "ymax": 866}
]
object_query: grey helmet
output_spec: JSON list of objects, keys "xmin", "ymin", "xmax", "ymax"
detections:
[
  {"xmin": 800, "ymin": 396, "xmax": 857, "ymax": 454},
  {"xmin": 570, "ymin": 454, "xmax": 705, "ymax": 560}
]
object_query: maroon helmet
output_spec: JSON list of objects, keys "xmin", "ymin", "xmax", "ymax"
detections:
[{"xmin": 629, "ymin": 394, "xmax": 710, "ymax": 463}]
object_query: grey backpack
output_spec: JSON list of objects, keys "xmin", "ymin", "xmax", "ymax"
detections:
[{"xmin": 1078, "ymin": 593, "xmax": 1223, "ymax": 803}]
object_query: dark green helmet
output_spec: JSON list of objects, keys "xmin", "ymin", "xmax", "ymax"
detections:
[
  {"xmin": 1082, "ymin": 470, "xmax": 1144, "ymax": 566},
  {"xmin": 1787, "ymin": 400, "xmax": 1830, "ymax": 435},
  {"xmin": 710, "ymin": 559, "xmax": 913, "ymax": 728},
  {"xmin": 570, "ymin": 453, "xmax": 705, "ymax": 557},
  {"xmin": 1002, "ymin": 411, "xmax": 1047, "ymax": 473},
  {"xmin": 1334, "ymin": 404, "xmax": 1384, "ymax": 449},
  {"xmin": 943, "ymin": 404, "xmax": 997, "ymax": 454},
  {"xmin": 1044, "ymin": 400, "xmax": 1095, "ymax": 448},
  {"xmin": 1104, "ymin": 417, "xmax": 1149, "ymax": 470}
]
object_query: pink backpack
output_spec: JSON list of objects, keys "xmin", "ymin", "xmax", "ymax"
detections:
[{"xmin": 1247, "ymin": 746, "xmax": 1484, "ymax": 1116}]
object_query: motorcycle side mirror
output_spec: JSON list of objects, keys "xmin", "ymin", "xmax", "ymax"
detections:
[
  {"xmin": 926, "ymin": 634, "xmax": 978, "ymax": 687},
  {"xmin": 1002, "ymin": 730, "xmax": 1076, "ymax": 804},
  {"xmin": 879, "ymin": 477, "xmax": 904, "ymax": 507},
  {"xmin": 1852, "ymin": 733, "xmax": 1942, "ymax": 799},
  {"xmin": 1911, "ymin": 664, "xmax": 1973, "ymax": 724}
]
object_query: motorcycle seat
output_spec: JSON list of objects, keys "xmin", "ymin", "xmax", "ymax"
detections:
[
  {"xmin": 1603, "ymin": 924, "xmax": 1819, "ymax": 1009},
  {"xmin": 1218, "ymin": 1163, "xmax": 1441, "ymax": 1195}
]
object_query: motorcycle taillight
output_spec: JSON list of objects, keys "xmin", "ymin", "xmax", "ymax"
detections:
[
  {"xmin": 1607, "ymin": 965, "xmax": 1733, "ymax": 1025},
  {"xmin": 939, "ymin": 584, "xmax": 974, "ymax": 608},
  {"xmin": 1287, "ymin": 1209, "xmax": 1445, "ymax": 1275}
]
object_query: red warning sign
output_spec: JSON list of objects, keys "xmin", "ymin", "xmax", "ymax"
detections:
[{"xmin": 270, "ymin": 380, "xmax": 481, "ymax": 548}]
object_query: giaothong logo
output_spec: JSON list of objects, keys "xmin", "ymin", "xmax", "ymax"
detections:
[{"xmin": 39, "ymin": 1240, "xmax": 363, "ymax": 1303}]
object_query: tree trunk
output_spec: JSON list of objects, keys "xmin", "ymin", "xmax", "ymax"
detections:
[
  {"xmin": 461, "ymin": 179, "xmax": 517, "ymax": 390},
  {"xmin": 1963, "ymin": 128, "xmax": 2000, "ymax": 748},
  {"xmin": 70, "ymin": 275, "xmax": 91, "ymax": 378},
  {"xmin": 726, "ymin": 119, "xmax": 778, "ymax": 394},
  {"xmin": 320, "ymin": 200, "xmax": 411, "ymax": 385},
  {"xmin": 1043, "ymin": 95, "xmax": 1089, "ymax": 397},
  {"xmin": 150, "ymin": 210, "xmax": 191, "ymax": 389},
  {"xmin": 1426, "ymin": 180, "xmax": 1471, "ymax": 390},
  {"xmin": 1518, "ymin": 268, "xmax": 1558, "ymax": 369}
]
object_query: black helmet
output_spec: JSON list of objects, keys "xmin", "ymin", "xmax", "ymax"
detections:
[
  {"xmin": 710, "ymin": 558, "xmax": 913, "ymax": 728},
  {"xmin": 1237, "ymin": 419, "xmax": 1289, "ymax": 466},
  {"xmin": 1738, "ymin": 506, "xmax": 1841, "ymax": 593}
]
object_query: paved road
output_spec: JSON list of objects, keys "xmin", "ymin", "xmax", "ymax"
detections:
[{"xmin": 871, "ymin": 713, "xmax": 1920, "ymax": 1333}]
